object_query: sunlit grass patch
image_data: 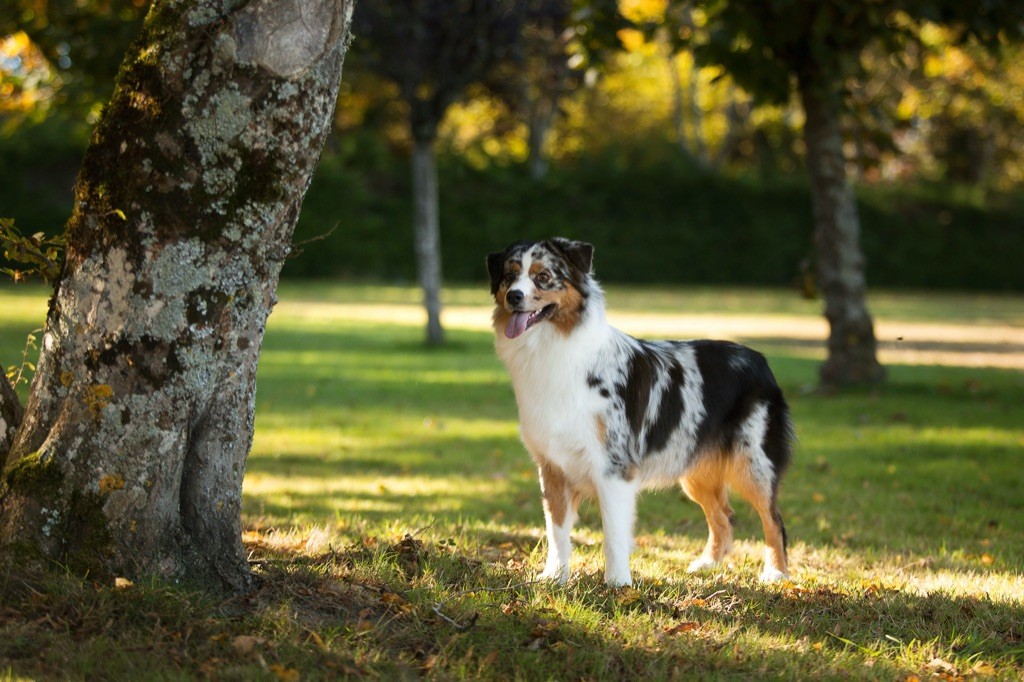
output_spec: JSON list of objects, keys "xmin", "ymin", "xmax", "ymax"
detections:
[{"xmin": 2, "ymin": 282, "xmax": 1023, "ymax": 679}]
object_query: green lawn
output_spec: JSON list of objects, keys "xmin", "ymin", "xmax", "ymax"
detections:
[{"xmin": 2, "ymin": 282, "xmax": 1023, "ymax": 680}]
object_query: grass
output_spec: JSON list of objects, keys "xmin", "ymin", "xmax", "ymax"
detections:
[{"xmin": 2, "ymin": 281, "xmax": 1023, "ymax": 680}]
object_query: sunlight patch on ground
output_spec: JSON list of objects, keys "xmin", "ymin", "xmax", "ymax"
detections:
[{"xmin": 271, "ymin": 300, "xmax": 1024, "ymax": 370}]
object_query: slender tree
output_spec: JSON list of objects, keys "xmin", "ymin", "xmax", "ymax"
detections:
[
  {"xmin": 0, "ymin": 0, "xmax": 354, "ymax": 592},
  {"xmin": 353, "ymin": 1, "xmax": 523, "ymax": 345},
  {"xmin": 691, "ymin": 0, "xmax": 1024, "ymax": 387}
]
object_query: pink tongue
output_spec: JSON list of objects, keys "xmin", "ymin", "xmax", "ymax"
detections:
[{"xmin": 505, "ymin": 311, "xmax": 532, "ymax": 339}]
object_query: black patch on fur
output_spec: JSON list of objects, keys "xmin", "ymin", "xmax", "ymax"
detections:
[
  {"xmin": 486, "ymin": 251, "xmax": 505, "ymax": 294},
  {"xmin": 588, "ymin": 373, "xmax": 612, "ymax": 399},
  {"xmin": 691, "ymin": 341, "xmax": 793, "ymax": 482},
  {"xmin": 644, "ymin": 359, "xmax": 685, "ymax": 454},
  {"xmin": 619, "ymin": 347, "xmax": 657, "ymax": 440},
  {"xmin": 486, "ymin": 240, "xmax": 535, "ymax": 294},
  {"xmin": 547, "ymin": 237, "xmax": 594, "ymax": 276}
]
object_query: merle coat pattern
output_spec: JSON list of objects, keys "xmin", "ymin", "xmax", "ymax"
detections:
[{"xmin": 488, "ymin": 238, "xmax": 794, "ymax": 585}]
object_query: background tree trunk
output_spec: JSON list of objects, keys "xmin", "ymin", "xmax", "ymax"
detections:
[
  {"xmin": 412, "ymin": 137, "xmax": 445, "ymax": 346},
  {"xmin": 668, "ymin": 52, "xmax": 698, "ymax": 163},
  {"xmin": 527, "ymin": 96, "xmax": 555, "ymax": 180},
  {"xmin": 0, "ymin": 0, "xmax": 354, "ymax": 592},
  {"xmin": 799, "ymin": 74, "xmax": 885, "ymax": 388}
]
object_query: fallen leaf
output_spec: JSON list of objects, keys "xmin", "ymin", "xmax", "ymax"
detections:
[
  {"xmin": 616, "ymin": 587, "xmax": 644, "ymax": 605},
  {"xmin": 114, "ymin": 577, "xmax": 134, "ymax": 589},
  {"xmin": 381, "ymin": 591, "xmax": 406, "ymax": 606},
  {"xmin": 926, "ymin": 657, "xmax": 957, "ymax": 675},
  {"xmin": 972, "ymin": 661, "xmax": 998, "ymax": 675},
  {"xmin": 231, "ymin": 635, "xmax": 264, "ymax": 655},
  {"xmin": 663, "ymin": 621, "xmax": 700, "ymax": 636},
  {"xmin": 676, "ymin": 598, "xmax": 706, "ymax": 608},
  {"xmin": 269, "ymin": 663, "xmax": 301, "ymax": 682},
  {"xmin": 305, "ymin": 630, "xmax": 326, "ymax": 650},
  {"xmin": 482, "ymin": 651, "xmax": 499, "ymax": 666}
]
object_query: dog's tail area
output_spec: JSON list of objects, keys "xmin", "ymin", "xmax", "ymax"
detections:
[{"xmin": 763, "ymin": 387, "xmax": 795, "ymax": 550}]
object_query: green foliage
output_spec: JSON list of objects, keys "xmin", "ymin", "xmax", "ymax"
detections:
[
  {"xmin": 1, "ymin": 124, "xmax": 1023, "ymax": 291},
  {"xmin": 0, "ymin": 218, "xmax": 63, "ymax": 284},
  {"xmin": 284, "ymin": 141, "xmax": 1024, "ymax": 291},
  {"xmin": 353, "ymin": 0, "xmax": 524, "ymax": 141},
  {"xmin": 691, "ymin": 0, "xmax": 1024, "ymax": 105},
  {"xmin": 3, "ymin": 0, "xmax": 149, "ymax": 113}
]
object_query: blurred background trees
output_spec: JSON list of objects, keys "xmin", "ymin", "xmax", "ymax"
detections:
[{"xmin": 3, "ymin": 0, "xmax": 1024, "ymax": 382}]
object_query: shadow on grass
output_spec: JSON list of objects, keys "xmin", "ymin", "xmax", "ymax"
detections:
[{"xmin": 3, "ymin": 532, "xmax": 1021, "ymax": 680}]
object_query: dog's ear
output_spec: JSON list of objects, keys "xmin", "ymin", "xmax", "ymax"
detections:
[
  {"xmin": 486, "ymin": 251, "xmax": 506, "ymax": 295},
  {"xmin": 549, "ymin": 237, "xmax": 594, "ymax": 275}
]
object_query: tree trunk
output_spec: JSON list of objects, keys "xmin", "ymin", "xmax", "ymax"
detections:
[
  {"xmin": 712, "ymin": 86, "xmax": 747, "ymax": 169},
  {"xmin": 0, "ymin": 367, "xmax": 22, "ymax": 462},
  {"xmin": 687, "ymin": 56, "xmax": 707, "ymax": 162},
  {"xmin": 527, "ymin": 99, "xmax": 554, "ymax": 180},
  {"xmin": 668, "ymin": 52, "xmax": 695, "ymax": 161},
  {"xmin": 524, "ymin": 49, "xmax": 566, "ymax": 182},
  {"xmin": 798, "ymin": 74, "xmax": 885, "ymax": 388},
  {"xmin": 0, "ymin": 0, "xmax": 354, "ymax": 592},
  {"xmin": 412, "ymin": 137, "xmax": 444, "ymax": 346}
]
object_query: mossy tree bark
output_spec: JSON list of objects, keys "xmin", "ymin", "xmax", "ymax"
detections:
[
  {"xmin": 0, "ymin": 0, "xmax": 354, "ymax": 592},
  {"xmin": 798, "ymin": 73, "xmax": 885, "ymax": 388}
]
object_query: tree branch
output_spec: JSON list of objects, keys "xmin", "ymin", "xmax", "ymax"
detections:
[{"xmin": 0, "ymin": 363, "xmax": 25, "ymax": 466}]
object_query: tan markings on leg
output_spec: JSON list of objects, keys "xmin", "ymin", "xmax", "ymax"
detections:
[
  {"xmin": 727, "ymin": 458, "xmax": 788, "ymax": 576},
  {"xmin": 539, "ymin": 461, "xmax": 571, "ymax": 527},
  {"xmin": 595, "ymin": 415, "xmax": 607, "ymax": 446},
  {"xmin": 680, "ymin": 456, "xmax": 733, "ymax": 565}
]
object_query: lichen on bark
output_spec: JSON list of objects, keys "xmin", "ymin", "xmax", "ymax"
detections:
[{"xmin": 0, "ymin": 0, "xmax": 355, "ymax": 591}]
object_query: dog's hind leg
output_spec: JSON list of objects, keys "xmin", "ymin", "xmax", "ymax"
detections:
[
  {"xmin": 680, "ymin": 458, "xmax": 734, "ymax": 573},
  {"xmin": 537, "ymin": 461, "xmax": 579, "ymax": 583},
  {"xmin": 728, "ymin": 403, "xmax": 789, "ymax": 582}
]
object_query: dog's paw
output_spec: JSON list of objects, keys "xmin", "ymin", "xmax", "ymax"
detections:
[
  {"xmin": 686, "ymin": 556, "xmax": 720, "ymax": 573},
  {"xmin": 758, "ymin": 567, "xmax": 788, "ymax": 583},
  {"xmin": 604, "ymin": 572, "xmax": 633, "ymax": 587},
  {"xmin": 537, "ymin": 567, "xmax": 569, "ymax": 584}
]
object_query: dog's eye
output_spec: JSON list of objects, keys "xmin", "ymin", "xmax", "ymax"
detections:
[{"xmin": 535, "ymin": 271, "xmax": 551, "ymax": 284}]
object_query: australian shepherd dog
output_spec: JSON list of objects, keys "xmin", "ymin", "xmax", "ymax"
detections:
[{"xmin": 487, "ymin": 238, "xmax": 794, "ymax": 586}]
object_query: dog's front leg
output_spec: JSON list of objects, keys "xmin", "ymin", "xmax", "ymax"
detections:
[
  {"xmin": 596, "ymin": 475, "xmax": 639, "ymax": 586},
  {"xmin": 537, "ymin": 462, "xmax": 577, "ymax": 583}
]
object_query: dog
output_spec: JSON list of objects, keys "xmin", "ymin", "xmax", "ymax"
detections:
[{"xmin": 487, "ymin": 237, "xmax": 794, "ymax": 586}]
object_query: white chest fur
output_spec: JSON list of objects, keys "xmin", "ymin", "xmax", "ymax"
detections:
[{"xmin": 495, "ymin": 310, "xmax": 614, "ymax": 485}]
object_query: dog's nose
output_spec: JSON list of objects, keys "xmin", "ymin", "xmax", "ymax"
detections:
[{"xmin": 506, "ymin": 289, "xmax": 524, "ymax": 307}]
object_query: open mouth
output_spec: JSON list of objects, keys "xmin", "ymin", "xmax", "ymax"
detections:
[{"xmin": 504, "ymin": 303, "xmax": 556, "ymax": 339}]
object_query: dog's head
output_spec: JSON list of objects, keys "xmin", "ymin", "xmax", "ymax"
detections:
[{"xmin": 486, "ymin": 238, "xmax": 594, "ymax": 339}]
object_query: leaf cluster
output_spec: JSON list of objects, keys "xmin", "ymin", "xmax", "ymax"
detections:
[
  {"xmin": 0, "ymin": 217, "xmax": 64, "ymax": 284},
  {"xmin": 352, "ymin": 0, "xmax": 526, "ymax": 141},
  {"xmin": 690, "ymin": 0, "xmax": 1024, "ymax": 105},
  {"xmin": 3, "ymin": 0, "xmax": 149, "ymax": 112}
]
